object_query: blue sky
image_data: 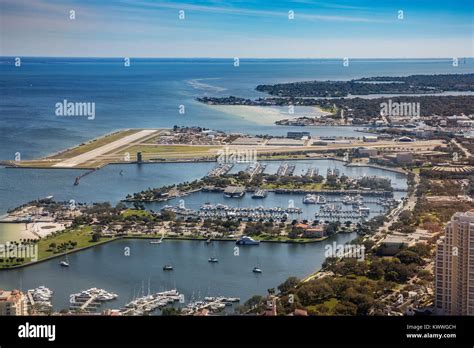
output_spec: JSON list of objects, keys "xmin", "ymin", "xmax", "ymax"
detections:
[{"xmin": 1, "ymin": 0, "xmax": 473, "ymax": 58}]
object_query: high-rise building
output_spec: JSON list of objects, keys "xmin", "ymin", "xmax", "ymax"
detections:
[
  {"xmin": 0, "ymin": 289, "xmax": 28, "ymax": 316},
  {"xmin": 435, "ymin": 210, "xmax": 474, "ymax": 315}
]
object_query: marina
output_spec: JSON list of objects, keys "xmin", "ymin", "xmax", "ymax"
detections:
[
  {"xmin": 314, "ymin": 204, "xmax": 372, "ymax": 222},
  {"xmin": 304, "ymin": 167, "xmax": 319, "ymax": 177},
  {"xmin": 120, "ymin": 289, "xmax": 181, "ymax": 315},
  {"xmin": 276, "ymin": 162, "xmax": 296, "ymax": 176},
  {"xmin": 245, "ymin": 162, "xmax": 266, "ymax": 179},
  {"xmin": 199, "ymin": 203, "xmax": 302, "ymax": 221},
  {"xmin": 69, "ymin": 288, "xmax": 118, "ymax": 313},
  {"xmin": 252, "ymin": 189, "xmax": 268, "ymax": 199},
  {"xmin": 182, "ymin": 295, "xmax": 240, "ymax": 315},
  {"xmin": 27, "ymin": 286, "xmax": 53, "ymax": 313},
  {"xmin": 154, "ymin": 187, "xmax": 399, "ymax": 222},
  {"xmin": 207, "ymin": 163, "xmax": 234, "ymax": 177}
]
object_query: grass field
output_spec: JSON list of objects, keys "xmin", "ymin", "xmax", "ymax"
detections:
[
  {"xmin": 121, "ymin": 209, "xmax": 154, "ymax": 218},
  {"xmin": 49, "ymin": 129, "xmax": 140, "ymax": 159},
  {"xmin": 38, "ymin": 226, "xmax": 102, "ymax": 259},
  {"xmin": 0, "ymin": 226, "xmax": 112, "ymax": 269}
]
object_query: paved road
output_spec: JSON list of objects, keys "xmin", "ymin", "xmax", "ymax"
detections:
[
  {"xmin": 370, "ymin": 172, "xmax": 419, "ymax": 247},
  {"xmin": 53, "ymin": 130, "xmax": 157, "ymax": 168},
  {"xmin": 451, "ymin": 139, "xmax": 472, "ymax": 158}
]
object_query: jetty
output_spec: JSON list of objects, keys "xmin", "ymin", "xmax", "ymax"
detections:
[{"xmin": 207, "ymin": 163, "xmax": 233, "ymax": 177}]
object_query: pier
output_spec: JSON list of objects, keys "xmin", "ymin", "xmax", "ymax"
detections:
[
  {"xmin": 277, "ymin": 162, "xmax": 296, "ymax": 176},
  {"xmin": 245, "ymin": 162, "xmax": 266, "ymax": 179},
  {"xmin": 207, "ymin": 163, "xmax": 234, "ymax": 177}
]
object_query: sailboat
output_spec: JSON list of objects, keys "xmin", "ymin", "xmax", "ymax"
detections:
[
  {"xmin": 252, "ymin": 256, "xmax": 262, "ymax": 273},
  {"xmin": 60, "ymin": 254, "xmax": 69, "ymax": 267},
  {"xmin": 208, "ymin": 237, "xmax": 218, "ymax": 262}
]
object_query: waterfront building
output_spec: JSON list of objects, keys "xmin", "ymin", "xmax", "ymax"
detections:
[
  {"xmin": 395, "ymin": 152, "xmax": 413, "ymax": 165},
  {"xmin": 287, "ymin": 131, "xmax": 310, "ymax": 139},
  {"xmin": 435, "ymin": 210, "xmax": 474, "ymax": 315},
  {"xmin": 223, "ymin": 186, "xmax": 245, "ymax": 198},
  {"xmin": 357, "ymin": 147, "xmax": 378, "ymax": 158},
  {"xmin": 363, "ymin": 135, "xmax": 378, "ymax": 142},
  {"xmin": 0, "ymin": 290, "xmax": 28, "ymax": 316}
]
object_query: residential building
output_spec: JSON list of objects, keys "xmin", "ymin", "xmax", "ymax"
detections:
[
  {"xmin": 435, "ymin": 211, "xmax": 474, "ymax": 315},
  {"xmin": 0, "ymin": 290, "xmax": 28, "ymax": 316}
]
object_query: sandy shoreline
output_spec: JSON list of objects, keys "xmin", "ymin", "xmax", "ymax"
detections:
[
  {"xmin": 0, "ymin": 222, "xmax": 67, "ymax": 243},
  {"xmin": 207, "ymin": 104, "xmax": 330, "ymax": 126}
]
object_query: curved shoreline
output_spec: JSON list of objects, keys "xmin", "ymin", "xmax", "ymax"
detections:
[{"xmin": 0, "ymin": 232, "xmax": 342, "ymax": 271}]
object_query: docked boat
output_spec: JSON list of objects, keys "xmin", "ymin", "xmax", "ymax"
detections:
[
  {"xmin": 317, "ymin": 195, "xmax": 327, "ymax": 204},
  {"xmin": 252, "ymin": 189, "xmax": 267, "ymax": 199},
  {"xmin": 236, "ymin": 235, "xmax": 260, "ymax": 245},
  {"xmin": 208, "ymin": 257, "xmax": 218, "ymax": 263},
  {"xmin": 303, "ymin": 194, "xmax": 317, "ymax": 204},
  {"xmin": 163, "ymin": 265, "xmax": 173, "ymax": 271},
  {"xmin": 252, "ymin": 267, "xmax": 262, "ymax": 273}
]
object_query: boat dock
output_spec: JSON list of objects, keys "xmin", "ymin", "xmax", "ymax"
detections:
[
  {"xmin": 245, "ymin": 162, "xmax": 266, "ymax": 179},
  {"xmin": 276, "ymin": 162, "xmax": 295, "ymax": 176},
  {"xmin": 207, "ymin": 163, "xmax": 234, "ymax": 177},
  {"xmin": 199, "ymin": 204, "xmax": 301, "ymax": 221},
  {"xmin": 182, "ymin": 296, "xmax": 240, "ymax": 315},
  {"xmin": 120, "ymin": 289, "xmax": 181, "ymax": 315},
  {"xmin": 304, "ymin": 167, "xmax": 319, "ymax": 177},
  {"xmin": 69, "ymin": 288, "xmax": 118, "ymax": 313},
  {"xmin": 252, "ymin": 189, "xmax": 268, "ymax": 198},
  {"xmin": 27, "ymin": 286, "xmax": 53, "ymax": 313}
]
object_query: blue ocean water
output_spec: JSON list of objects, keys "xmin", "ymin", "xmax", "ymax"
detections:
[{"xmin": 1, "ymin": 57, "xmax": 473, "ymax": 160}]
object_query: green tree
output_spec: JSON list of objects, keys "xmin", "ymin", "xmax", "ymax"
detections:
[{"xmin": 278, "ymin": 277, "xmax": 300, "ymax": 294}]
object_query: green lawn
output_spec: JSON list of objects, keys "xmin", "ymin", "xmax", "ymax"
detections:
[
  {"xmin": 0, "ymin": 226, "xmax": 111, "ymax": 269},
  {"xmin": 121, "ymin": 209, "xmax": 153, "ymax": 218},
  {"xmin": 38, "ymin": 226, "xmax": 102, "ymax": 259},
  {"xmin": 49, "ymin": 129, "xmax": 139, "ymax": 159}
]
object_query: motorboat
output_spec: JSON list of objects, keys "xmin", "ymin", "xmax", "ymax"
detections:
[{"xmin": 236, "ymin": 236, "xmax": 260, "ymax": 245}]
